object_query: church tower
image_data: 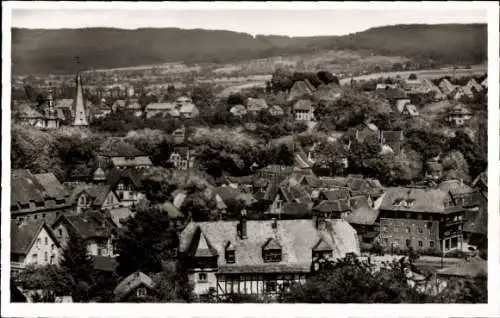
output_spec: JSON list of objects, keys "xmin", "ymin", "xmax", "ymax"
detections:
[
  {"xmin": 45, "ymin": 89, "xmax": 60, "ymax": 129},
  {"xmin": 72, "ymin": 57, "xmax": 89, "ymax": 126}
]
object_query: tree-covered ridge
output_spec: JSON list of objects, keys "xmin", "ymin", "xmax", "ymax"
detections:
[{"xmin": 12, "ymin": 23, "xmax": 486, "ymax": 75}]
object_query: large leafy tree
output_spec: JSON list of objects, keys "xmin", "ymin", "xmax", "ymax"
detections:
[
  {"xmin": 116, "ymin": 206, "xmax": 179, "ymax": 276},
  {"xmin": 58, "ymin": 230, "xmax": 96, "ymax": 302}
]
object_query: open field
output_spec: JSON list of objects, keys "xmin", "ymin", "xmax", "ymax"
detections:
[{"xmin": 339, "ymin": 64, "xmax": 487, "ymax": 85}]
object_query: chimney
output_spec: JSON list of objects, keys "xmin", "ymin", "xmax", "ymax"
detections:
[
  {"xmin": 271, "ymin": 218, "xmax": 278, "ymax": 232},
  {"xmin": 238, "ymin": 209, "xmax": 247, "ymax": 240}
]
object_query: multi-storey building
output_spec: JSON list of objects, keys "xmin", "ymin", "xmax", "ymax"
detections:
[
  {"xmin": 375, "ymin": 186, "xmax": 476, "ymax": 254},
  {"xmin": 179, "ymin": 216, "xmax": 360, "ymax": 299}
]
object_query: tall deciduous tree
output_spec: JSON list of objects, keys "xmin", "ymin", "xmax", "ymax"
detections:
[
  {"xmin": 58, "ymin": 230, "xmax": 96, "ymax": 302},
  {"xmin": 116, "ymin": 206, "xmax": 179, "ymax": 276}
]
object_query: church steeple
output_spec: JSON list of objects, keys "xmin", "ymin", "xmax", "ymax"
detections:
[
  {"xmin": 72, "ymin": 56, "xmax": 89, "ymax": 126},
  {"xmin": 45, "ymin": 88, "xmax": 60, "ymax": 129}
]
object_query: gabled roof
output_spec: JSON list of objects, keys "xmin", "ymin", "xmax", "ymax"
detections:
[
  {"xmin": 187, "ymin": 226, "xmax": 219, "ymax": 257},
  {"xmin": 345, "ymin": 195, "xmax": 380, "ymax": 225},
  {"xmin": 180, "ymin": 219, "xmax": 360, "ymax": 274},
  {"xmin": 113, "ymin": 271, "xmax": 155, "ymax": 301},
  {"xmin": 106, "ymin": 168, "xmax": 144, "ymax": 189},
  {"xmin": 293, "ymin": 99, "xmax": 313, "ymax": 111},
  {"xmin": 262, "ymin": 237, "xmax": 282, "ymax": 250},
  {"xmin": 17, "ymin": 104, "xmax": 44, "ymax": 119},
  {"xmin": 180, "ymin": 103, "xmax": 198, "ymax": 114},
  {"xmin": 246, "ymin": 98, "xmax": 268, "ymax": 112},
  {"xmin": 52, "ymin": 212, "xmax": 115, "ymax": 240},
  {"xmin": 11, "ymin": 169, "xmax": 71, "ymax": 213},
  {"xmin": 312, "ymin": 238, "xmax": 332, "ymax": 252},
  {"xmin": 378, "ymin": 187, "xmax": 457, "ymax": 214},
  {"xmin": 472, "ymin": 171, "xmax": 487, "ymax": 189},
  {"xmin": 288, "ymin": 80, "xmax": 315, "ymax": 102},
  {"xmin": 313, "ymin": 199, "xmax": 350, "ymax": 213},
  {"xmin": 109, "ymin": 206, "xmax": 135, "ymax": 227},
  {"xmin": 11, "ymin": 220, "xmax": 61, "ymax": 255}
]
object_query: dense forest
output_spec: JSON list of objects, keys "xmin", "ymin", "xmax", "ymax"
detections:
[{"xmin": 12, "ymin": 24, "xmax": 486, "ymax": 75}]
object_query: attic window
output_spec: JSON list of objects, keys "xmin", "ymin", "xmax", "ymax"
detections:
[
  {"xmin": 136, "ymin": 287, "xmax": 147, "ymax": 297},
  {"xmin": 406, "ymin": 199, "xmax": 416, "ymax": 207},
  {"xmin": 263, "ymin": 249, "xmax": 282, "ymax": 263},
  {"xmin": 225, "ymin": 250, "xmax": 235, "ymax": 264}
]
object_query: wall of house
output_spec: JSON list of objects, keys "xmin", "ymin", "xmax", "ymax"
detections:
[
  {"xmin": 379, "ymin": 217, "xmax": 440, "ymax": 252},
  {"xmin": 86, "ymin": 238, "xmax": 115, "ymax": 257},
  {"xmin": 23, "ymin": 227, "xmax": 60, "ymax": 267},
  {"xmin": 189, "ymin": 269, "xmax": 219, "ymax": 295},
  {"xmin": 216, "ymin": 273, "xmax": 307, "ymax": 296},
  {"xmin": 14, "ymin": 207, "xmax": 73, "ymax": 226}
]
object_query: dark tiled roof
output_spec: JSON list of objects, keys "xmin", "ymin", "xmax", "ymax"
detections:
[
  {"xmin": 11, "ymin": 220, "xmax": 61, "ymax": 255},
  {"xmin": 288, "ymin": 80, "xmax": 315, "ymax": 102},
  {"xmin": 378, "ymin": 187, "xmax": 458, "ymax": 214},
  {"xmin": 106, "ymin": 168, "xmax": 144, "ymax": 189},
  {"xmin": 313, "ymin": 199, "xmax": 350, "ymax": 213},
  {"xmin": 11, "ymin": 170, "xmax": 71, "ymax": 213},
  {"xmin": 321, "ymin": 188, "xmax": 350, "ymax": 201},
  {"xmin": 52, "ymin": 212, "xmax": 115, "ymax": 240}
]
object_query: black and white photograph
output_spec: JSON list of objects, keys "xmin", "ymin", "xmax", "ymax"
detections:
[{"xmin": 1, "ymin": 1, "xmax": 499, "ymax": 317}]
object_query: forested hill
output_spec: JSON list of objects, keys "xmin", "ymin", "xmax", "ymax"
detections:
[{"xmin": 12, "ymin": 24, "xmax": 486, "ymax": 75}]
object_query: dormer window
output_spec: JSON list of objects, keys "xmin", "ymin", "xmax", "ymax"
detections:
[
  {"xmin": 276, "ymin": 199, "xmax": 283, "ymax": 209},
  {"xmin": 225, "ymin": 250, "xmax": 235, "ymax": 264},
  {"xmin": 407, "ymin": 199, "xmax": 415, "ymax": 207},
  {"xmin": 264, "ymin": 249, "xmax": 282, "ymax": 263}
]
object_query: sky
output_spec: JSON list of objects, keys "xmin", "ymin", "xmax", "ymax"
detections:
[{"xmin": 10, "ymin": 8, "xmax": 487, "ymax": 37}]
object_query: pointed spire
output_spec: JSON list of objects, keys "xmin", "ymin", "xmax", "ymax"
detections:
[{"xmin": 72, "ymin": 56, "xmax": 89, "ymax": 126}]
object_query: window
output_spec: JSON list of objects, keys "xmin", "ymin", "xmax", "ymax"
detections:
[
  {"xmin": 406, "ymin": 239, "xmax": 411, "ymax": 247},
  {"xmin": 117, "ymin": 183, "xmax": 125, "ymax": 190},
  {"xmin": 45, "ymin": 237, "xmax": 49, "ymax": 245},
  {"xmin": 58, "ymin": 229, "xmax": 63, "ymax": 237},
  {"xmin": 266, "ymin": 281, "xmax": 277, "ymax": 293},
  {"xmin": 264, "ymin": 249, "xmax": 282, "ymax": 263},
  {"xmin": 276, "ymin": 199, "xmax": 283, "ymax": 209},
  {"xmin": 36, "ymin": 238, "xmax": 41, "ymax": 249},
  {"xmin": 32, "ymin": 254, "xmax": 38, "ymax": 264},
  {"xmin": 418, "ymin": 241, "xmax": 423, "ymax": 248},
  {"xmin": 429, "ymin": 241, "xmax": 435, "ymax": 248},
  {"xmin": 34, "ymin": 214, "xmax": 38, "ymax": 220},
  {"xmin": 136, "ymin": 287, "xmax": 147, "ymax": 297},
  {"xmin": 225, "ymin": 250, "xmax": 235, "ymax": 264},
  {"xmin": 198, "ymin": 273, "xmax": 207, "ymax": 282},
  {"xmin": 44, "ymin": 252, "xmax": 48, "ymax": 262},
  {"xmin": 50, "ymin": 255, "xmax": 55, "ymax": 265},
  {"xmin": 42, "ymin": 213, "xmax": 46, "ymax": 219},
  {"xmin": 426, "ymin": 222, "xmax": 433, "ymax": 229}
]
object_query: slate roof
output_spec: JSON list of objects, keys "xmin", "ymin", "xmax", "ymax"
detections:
[
  {"xmin": 320, "ymin": 188, "xmax": 351, "ymax": 201},
  {"xmin": 146, "ymin": 102, "xmax": 175, "ymax": 111},
  {"xmin": 472, "ymin": 171, "xmax": 487, "ymax": 190},
  {"xmin": 345, "ymin": 195, "xmax": 380, "ymax": 225},
  {"xmin": 377, "ymin": 187, "xmax": 459, "ymax": 214},
  {"xmin": 463, "ymin": 199, "xmax": 487, "ymax": 235},
  {"xmin": 68, "ymin": 183, "xmax": 114, "ymax": 207},
  {"xmin": 52, "ymin": 212, "xmax": 115, "ymax": 240},
  {"xmin": 180, "ymin": 219, "xmax": 360, "ymax": 274},
  {"xmin": 11, "ymin": 169, "xmax": 71, "ymax": 213},
  {"xmin": 113, "ymin": 271, "xmax": 155, "ymax": 301},
  {"xmin": 11, "ymin": 220, "xmax": 61, "ymax": 255}
]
